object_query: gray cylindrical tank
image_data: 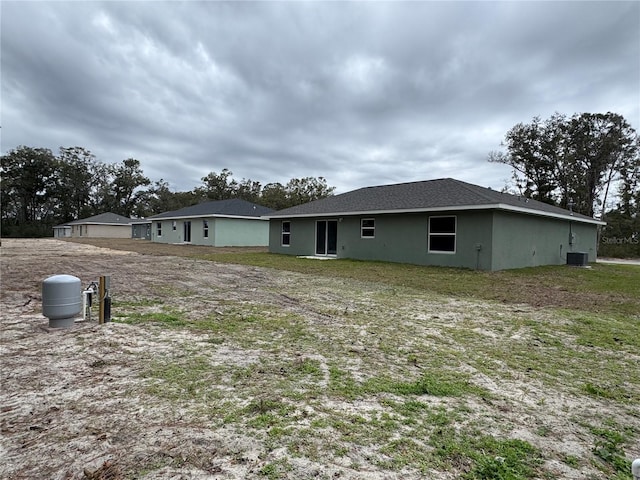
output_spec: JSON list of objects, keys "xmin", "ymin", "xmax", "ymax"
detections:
[{"xmin": 42, "ymin": 274, "xmax": 82, "ymax": 328}]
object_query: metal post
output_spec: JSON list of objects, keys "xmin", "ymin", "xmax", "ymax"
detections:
[
  {"xmin": 98, "ymin": 276, "xmax": 105, "ymax": 324},
  {"xmin": 99, "ymin": 275, "xmax": 111, "ymax": 324}
]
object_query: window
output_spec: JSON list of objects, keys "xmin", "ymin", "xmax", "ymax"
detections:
[
  {"xmin": 157, "ymin": 222, "xmax": 162, "ymax": 237},
  {"xmin": 172, "ymin": 221, "xmax": 177, "ymax": 231},
  {"xmin": 281, "ymin": 221, "xmax": 291, "ymax": 246},
  {"xmin": 361, "ymin": 218, "xmax": 375, "ymax": 238},
  {"xmin": 428, "ymin": 216, "xmax": 456, "ymax": 253},
  {"xmin": 203, "ymin": 220, "xmax": 209, "ymax": 238}
]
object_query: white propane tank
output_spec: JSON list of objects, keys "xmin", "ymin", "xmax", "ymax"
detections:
[{"xmin": 42, "ymin": 274, "xmax": 82, "ymax": 328}]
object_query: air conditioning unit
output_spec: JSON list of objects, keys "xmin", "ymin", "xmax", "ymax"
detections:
[{"xmin": 567, "ymin": 252, "xmax": 588, "ymax": 266}]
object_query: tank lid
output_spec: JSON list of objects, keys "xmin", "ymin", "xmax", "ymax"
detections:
[{"xmin": 44, "ymin": 274, "xmax": 80, "ymax": 283}]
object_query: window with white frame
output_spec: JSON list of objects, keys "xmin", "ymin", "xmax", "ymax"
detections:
[
  {"xmin": 361, "ymin": 218, "xmax": 375, "ymax": 238},
  {"xmin": 203, "ymin": 220, "xmax": 209, "ymax": 238},
  {"xmin": 281, "ymin": 221, "xmax": 291, "ymax": 246},
  {"xmin": 172, "ymin": 221, "xmax": 177, "ymax": 231},
  {"xmin": 157, "ymin": 222, "xmax": 162, "ymax": 237},
  {"xmin": 428, "ymin": 216, "xmax": 456, "ymax": 253}
]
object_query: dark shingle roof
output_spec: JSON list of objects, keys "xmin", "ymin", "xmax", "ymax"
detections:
[
  {"xmin": 268, "ymin": 178, "xmax": 602, "ymax": 224},
  {"xmin": 67, "ymin": 212, "xmax": 132, "ymax": 225},
  {"xmin": 149, "ymin": 198, "xmax": 274, "ymax": 220}
]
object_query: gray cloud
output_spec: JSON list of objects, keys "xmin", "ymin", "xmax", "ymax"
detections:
[{"xmin": 2, "ymin": 1, "xmax": 638, "ymax": 195}]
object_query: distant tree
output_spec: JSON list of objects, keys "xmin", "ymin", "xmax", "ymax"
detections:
[
  {"xmin": 490, "ymin": 112, "xmax": 639, "ymax": 218},
  {"xmin": 1, "ymin": 146, "xmax": 57, "ymax": 236},
  {"xmin": 489, "ymin": 114, "xmax": 564, "ymax": 204},
  {"xmin": 107, "ymin": 158, "xmax": 151, "ymax": 217},
  {"xmin": 260, "ymin": 177, "xmax": 335, "ymax": 210},
  {"xmin": 564, "ymin": 113, "xmax": 639, "ymax": 217},
  {"xmin": 260, "ymin": 182, "xmax": 290, "ymax": 210},
  {"xmin": 197, "ymin": 168, "xmax": 238, "ymax": 200},
  {"xmin": 196, "ymin": 169, "xmax": 335, "ymax": 209},
  {"xmin": 236, "ymin": 178, "xmax": 262, "ymax": 203},
  {"xmin": 284, "ymin": 176, "xmax": 335, "ymax": 206},
  {"xmin": 52, "ymin": 147, "xmax": 97, "ymax": 222},
  {"xmin": 139, "ymin": 179, "xmax": 202, "ymax": 216}
]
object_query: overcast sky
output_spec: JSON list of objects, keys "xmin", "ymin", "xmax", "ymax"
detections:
[{"xmin": 2, "ymin": 1, "xmax": 639, "ymax": 194}]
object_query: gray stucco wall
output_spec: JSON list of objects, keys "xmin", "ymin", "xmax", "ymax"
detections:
[
  {"xmin": 270, "ymin": 211, "xmax": 495, "ymax": 269},
  {"xmin": 213, "ymin": 217, "xmax": 270, "ymax": 246},
  {"xmin": 152, "ymin": 217, "xmax": 269, "ymax": 246},
  {"xmin": 490, "ymin": 212, "xmax": 598, "ymax": 270},
  {"xmin": 269, "ymin": 210, "xmax": 599, "ymax": 270}
]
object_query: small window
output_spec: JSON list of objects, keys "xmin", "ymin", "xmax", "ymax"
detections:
[
  {"xmin": 361, "ymin": 218, "xmax": 375, "ymax": 238},
  {"xmin": 157, "ymin": 222, "xmax": 162, "ymax": 237},
  {"xmin": 203, "ymin": 220, "xmax": 209, "ymax": 238},
  {"xmin": 172, "ymin": 221, "xmax": 177, "ymax": 231},
  {"xmin": 428, "ymin": 216, "xmax": 456, "ymax": 253},
  {"xmin": 281, "ymin": 221, "xmax": 291, "ymax": 246}
]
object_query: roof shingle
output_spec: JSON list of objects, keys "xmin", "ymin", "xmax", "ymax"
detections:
[
  {"xmin": 67, "ymin": 212, "xmax": 132, "ymax": 225},
  {"xmin": 149, "ymin": 198, "xmax": 274, "ymax": 220},
  {"xmin": 268, "ymin": 178, "xmax": 600, "ymax": 223}
]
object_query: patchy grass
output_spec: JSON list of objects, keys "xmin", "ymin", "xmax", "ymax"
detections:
[
  {"xmin": 121, "ymin": 283, "xmax": 639, "ymax": 478},
  {"xmin": 205, "ymin": 253, "xmax": 640, "ymax": 316},
  {"xmin": 31, "ymin": 238, "xmax": 638, "ymax": 479},
  {"xmin": 64, "ymin": 237, "xmax": 640, "ymax": 316}
]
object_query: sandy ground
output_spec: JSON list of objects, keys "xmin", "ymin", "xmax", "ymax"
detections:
[
  {"xmin": 1, "ymin": 239, "xmax": 288, "ymax": 479},
  {"xmin": 1, "ymin": 239, "xmax": 638, "ymax": 480}
]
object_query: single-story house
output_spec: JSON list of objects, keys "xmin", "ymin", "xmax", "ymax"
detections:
[
  {"xmin": 131, "ymin": 220, "xmax": 152, "ymax": 240},
  {"xmin": 148, "ymin": 198, "xmax": 274, "ymax": 246},
  {"xmin": 265, "ymin": 178, "xmax": 605, "ymax": 271},
  {"xmin": 59, "ymin": 212, "xmax": 133, "ymax": 238}
]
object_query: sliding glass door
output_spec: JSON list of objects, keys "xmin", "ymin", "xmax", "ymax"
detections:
[{"xmin": 316, "ymin": 220, "xmax": 337, "ymax": 255}]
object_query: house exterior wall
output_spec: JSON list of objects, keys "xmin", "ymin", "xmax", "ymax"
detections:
[
  {"xmin": 212, "ymin": 217, "xmax": 270, "ymax": 246},
  {"xmin": 269, "ymin": 211, "xmax": 495, "ymax": 269},
  {"xmin": 269, "ymin": 218, "xmax": 319, "ymax": 256},
  {"xmin": 53, "ymin": 227, "xmax": 71, "ymax": 238},
  {"xmin": 131, "ymin": 223, "xmax": 151, "ymax": 240},
  {"xmin": 152, "ymin": 219, "xmax": 182, "ymax": 244},
  {"xmin": 70, "ymin": 224, "xmax": 131, "ymax": 238},
  {"xmin": 152, "ymin": 217, "xmax": 269, "ymax": 246},
  {"xmin": 490, "ymin": 212, "xmax": 598, "ymax": 270},
  {"xmin": 269, "ymin": 210, "xmax": 598, "ymax": 270}
]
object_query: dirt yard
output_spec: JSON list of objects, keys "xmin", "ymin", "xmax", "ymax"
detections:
[{"xmin": 1, "ymin": 239, "xmax": 638, "ymax": 479}]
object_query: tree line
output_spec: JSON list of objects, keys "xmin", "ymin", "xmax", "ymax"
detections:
[
  {"xmin": 3, "ymin": 111, "xmax": 638, "ymax": 257},
  {"xmin": 0, "ymin": 146, "xmax": 335, "ymax": 237},
  {"xmin": 490, "ymin": 111, "xmax": 639, "ymax": 257}
]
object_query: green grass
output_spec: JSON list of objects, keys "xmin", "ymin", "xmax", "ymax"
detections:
[
  {"xmin": 328, "ymin": 366, "xmax": 489, "ymax": 400},
  {"xmin": 589, "ymin": 423, "xmax": 635, "ymax": 479},
  {"xmin": 100, "ymin": 246, "xmax": 640, "ymax": 479},
  {"xmin": 198, "ymin": 253, "xmax": 640, "ymax": 316}
]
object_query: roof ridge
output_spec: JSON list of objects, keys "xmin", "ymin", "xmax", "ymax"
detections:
[{"xmin": 447, "ymin": 178, "xmax": 499, "ymax": 203}]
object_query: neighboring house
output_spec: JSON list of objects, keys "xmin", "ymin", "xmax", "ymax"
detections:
[
  {"xmin": 149, "ymin": 198, "xmax": 274, "ymax": 246},
  {"xmin": 266, "ymin": 178, "xmax": 605, "ymax": 271},
  {"xmin": 53, "ymin": 224, "xmax": 71, "ymax": 238},
  {"xmin": 131, "ymin": 220, "xmax": 152, "ymax": 240},
  {"xmin": 53, "ymin": 213, "xmax": 131, "ymax": 238},
  {"xmin": 62, "ymin": 212, "xmax": 133, "ymax": 238}
]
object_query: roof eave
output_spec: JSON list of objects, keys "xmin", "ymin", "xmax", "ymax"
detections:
[
  {"xmin": 149, "ymin": 213, "xmax": 269, "ymax": 221},
  {"xmin": 68, "ymin": 222, "xmax": 132, "ymax": 226},
  {"xmin": 264, "ymin": 203, "xmax": 606, "ymax": 225}
]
